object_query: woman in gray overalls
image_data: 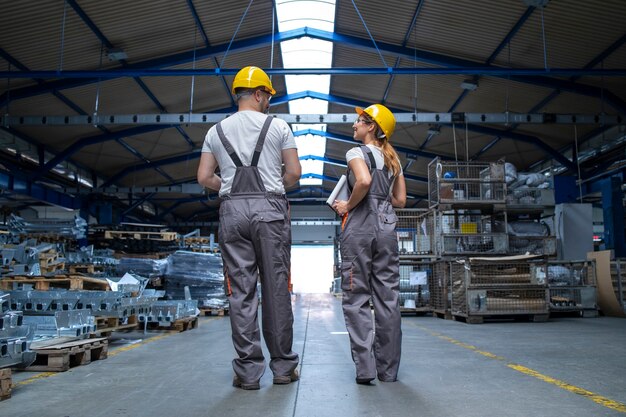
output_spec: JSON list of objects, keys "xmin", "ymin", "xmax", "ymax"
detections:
[{"xmin": 332, "ymin": 104, "xmax": 406, "ymax": 384}]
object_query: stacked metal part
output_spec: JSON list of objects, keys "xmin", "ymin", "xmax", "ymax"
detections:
[
  {"xmin": 1, "ymin": 241, "xmax": 65, "ymax": 276},
  {"xmin": 164, "ymin": 251, "xmax": 227, "ymax": 309},
  {"xmin": 7, "ymin": 214, "xmax": 87, "ymax": 239},
  {"xmin": 0, "ymin": 292, "xmax": 36, "ymax": 369},
  {"xmin": 22, "ymin": 310, "xmax": 96, "ymax": 343},
  {"xmin": 138, "ymin": 299, "xmax": 198, "ymax": 327},
  {"xmin": 8, "ymin": 290, "xmax": 152, "ymax": 319}
]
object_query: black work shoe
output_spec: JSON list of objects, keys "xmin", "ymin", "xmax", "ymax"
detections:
[
  {"xmin": 356, "ymin": 377, "xmax": 375, "ymax": 385},
  {"xmin": 273, "ymin": 369, "xmax": 299, "ymax": 385},
  {"xmin": 233, "ymin": 375, "xmax": 260, "ymax": 390}
]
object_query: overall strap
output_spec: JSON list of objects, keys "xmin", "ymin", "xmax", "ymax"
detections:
[
  {"xmin": 250, "ymin": 116, "xmax": 274, "ymax": 167},
  {"xmin": 215, "ymin": 122, "xmax": 243, "ymax": 167},
  {"xmin": 360, "ymin": 145, "xmax": 377, "ymax": 172}
]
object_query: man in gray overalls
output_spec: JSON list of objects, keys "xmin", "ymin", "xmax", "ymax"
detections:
[
  {"xmin": 197, "ymin": 66, "xmax": 301, "ymax": 390},
  {"xmin": 333, "ymin": 104, "xmax": 406, "ymax": 384}
]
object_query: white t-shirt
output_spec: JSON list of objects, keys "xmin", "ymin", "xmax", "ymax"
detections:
[
  {"xmin": 202, "ymin": 111, "xmax": 297, "ymax": 196},
  {"xmin": 346, "ymin": 144, "xmax": 403, "ymax": 181}
]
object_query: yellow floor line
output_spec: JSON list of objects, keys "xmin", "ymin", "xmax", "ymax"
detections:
[
  {"xmin": 411, "ymin": 322, "xmax": 626, "ymax": 414},
  {"xmin": 15, "ymin": 332, "xmax": 176, "ymax": 387}
]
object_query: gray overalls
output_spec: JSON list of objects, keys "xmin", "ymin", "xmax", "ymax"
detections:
[
  {"xmin": 340, "ymin": 146, "xmax": 402, "ymax": 382},
  {"xmin": 216, "ymin": 116, "xmax": 299, "ymax": 385}
]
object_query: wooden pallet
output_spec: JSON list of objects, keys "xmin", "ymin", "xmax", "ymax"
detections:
[
  {"xmin": 68, "ymin": 264, "xmax": 97, "ymax": 274},
  {"xmin": 25, "ymin": 337, "xmax": 108, "ymax": 372},
  {"xmin": 432, "ymin": 309, "xmax": 452, "ymax": 320},
  {"xmin": 104, "ymin": 230, "xmax": 178, "ymax": 241},
  {"xmin": 113, "ymin": 252, "xmax": 171, "ymax": 260},
  {"xmin": 0, "ymin": 274, "xmax": 109, "ymax": 291},
  {"xmin": 451, "ymin": 313, "xmax": 550, "ymax": 324},
  {"xmin": 0, "ymin": 368, "xmax": 11, "ymax": 401},
  {"xmin": 198, "ymin": 307, "xmax": 228, "ymax": 317},
  {"xmin": 145, "ymin": 316, "xmax": 199, "ymax": 332},
  {"xmin": 400, "ymin": 306, "xmax": 433, "ymax": 316}
]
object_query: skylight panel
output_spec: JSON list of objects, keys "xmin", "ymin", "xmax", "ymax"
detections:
[{"xmin": 276, "ymin": 0, "xmax": 336, "ymax": 187}]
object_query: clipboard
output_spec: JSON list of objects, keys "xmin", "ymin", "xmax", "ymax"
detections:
[{"xmin": 326, "ymin": 174, "xmax": 350, "ymax": 207}]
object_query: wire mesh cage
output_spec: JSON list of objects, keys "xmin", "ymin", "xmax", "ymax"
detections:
[
  {"xmin": 429, "ymin": 261, "xmax": 457, "ymax": 313},
  {"xmin": 396, "ymin": 209, "xmax": 435, "ymax": 257},
  {"xmin": 506, "ymin": 187, "xmax": 555, "ymax": 207},
  {"xmin": 434, "ymin": 211, "xmax": 508, "ymax": 256},
  {"xmin": 508, "ymin": 236, "xmax": 557, "ymax": 256},
  {"xmin": 537, "ymin": 260, "xmax": 597, "ymax": 314},
  {"xmin": 428, "ymin": 158, "xmax": 506, "ymax": 208},
  {"xmin": 450, "ymin": 258, "xmax": 549, "ymax": 320},
  {"xmin": 399, "ymin": 260, "xmax": 432, "ymax": 309},
  {"xmin": 610, "ymin": 260, "xmax": 626, "ymax": 312}
]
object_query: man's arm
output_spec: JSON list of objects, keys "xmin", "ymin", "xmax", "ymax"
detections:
[
  {"xmin": 282, "ymin": 148, "xmax": 301, "ymax": 187},
  {"xmin": 197, "ymin": 152, "xmax": 222, "ymax": 191}
]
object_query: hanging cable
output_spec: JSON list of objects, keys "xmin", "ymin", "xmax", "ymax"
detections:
[
  {"xmin": 452, "ymin": 122, "xmax": 458, "ymax": 162},
  {"xmin": 350, "ymin": 0, "xmax": 387, "ymax": 67},
  {"xmin": 539, "ymin": 6, "xmax": 549, "ymax": 70},
  {"xmin": 189, "ymin": 27, "xmax": 198, "ymax": 118},
  {"xmin": 93, "ymin": 42, "xmax": 104, "ymax": 121},
  {"xmin": 465, "ymin": 121, "xmax": 469, "ymax": 161},
  {"xmin": 220, "ymin": 0, "xmax": 254, "ymax": 68},
  {"xmin": 58, "ymin": 0, "xmax": 68, "ymax": 72},
  {"xmin": 574, "ymin": 124, "xmax": 583, "ymax": 202}
]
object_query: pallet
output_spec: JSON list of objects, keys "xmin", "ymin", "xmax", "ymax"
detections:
[
  {"xmin": 104, "ymin": 230, "xmax": 177, "ymax": 241},
  {"xmin": 68, "ymin": 264, "xmax": 99, "ymax": 274},
  {"xmin": 93, "ymin": 315, "xmax": 139, "ymax": 337},
  {"xmin": 0, "ymin": 274, "xmax": 109, "ymax": 291},
  {"xmin": 451, "ymin": 313, "xmax": 550, "ymax": 324},
  {"xmin": 113, "ymin": 252, "xmax": 171, "ymax": 260},
  {"xmin": 0, "ymin": 368, "xmax": 11, "ymax": 401},
  {"xmin": 145, "ymin": 316, "xmax": 199, "ymax": 332},
  {"xmin": 432, "ymin": 309, "xmax": 452, "ymax": 320},
  {"xmin": 25, "ymin": 337, "xmax": 108, "ymax": 372},
  {"xmin": 198, "ymin": 307, "xmax": 228, "ymax": 317},
  {"xmin": 400, "ymin": 306, "xmax": 433, "ymax": 316}
]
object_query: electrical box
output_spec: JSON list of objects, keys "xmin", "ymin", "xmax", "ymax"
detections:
[{"xmin": 555, "ymin": 203, "xmax": 593, "ymax": 260}]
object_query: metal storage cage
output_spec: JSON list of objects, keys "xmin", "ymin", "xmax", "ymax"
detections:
[
  {"xmin": 429, "ymin": 260, "xmax": 459, "ymax": 318},
  {"xmin": 609, "ymin": 260, "xmax": 626, "ymax": 313},
  {"xmin": 506, "ymin": 187, "xmax": 555, "ymax": 207},
  {"xmin": 508, "ymin": 236, "xmax": 557, "ymax": 256},
  {"xmin": 449, "ymin": 258, "xmax": 549, "ymax": 323},
  {"xmin": 434, "ymin": 210, "xmax": 508, "ymax": 256},
  {"xmin": 399, "ymin": 260, "xmax": 433, "ymax": 313},
  {"xmin": 428, "ymin": 158, "xmax": 506, "ymax": 208},
  {"xmin": 396, "ymin": 209, "xmax": 435, "ymax": 257},
  {"xmin": 541, "ymin": 260, "xmax": 598, "ymax": 317}
]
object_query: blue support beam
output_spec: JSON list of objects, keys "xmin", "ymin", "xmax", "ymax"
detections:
[
  {"xmin": 588, "ymin": 176, "xmax": 625, "ymax": 257},
  {"xmin": 3, "ymin": 27, "xmax": 625, "ymax": 113},
  {"xmin": 0, "ymin": 171, "xmax": 81, "ymax": 210}
]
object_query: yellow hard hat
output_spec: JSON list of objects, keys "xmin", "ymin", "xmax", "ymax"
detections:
[
  {"xmin": 355, "ymin": 104, "xmax": 396, "ymax": 140},
  {"xmin": 231, "ymin": 66, "xmax": 276, "ymax": 95}
]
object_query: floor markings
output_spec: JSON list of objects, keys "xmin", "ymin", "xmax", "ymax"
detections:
[{"xmin": 409, "ymin": 322, "xmax": 626, "ymax": 414}]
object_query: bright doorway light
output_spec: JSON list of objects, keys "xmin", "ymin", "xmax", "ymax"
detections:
[{"xmin": 291, "ymin": 245, "xmax": 334, "ymax": 293}]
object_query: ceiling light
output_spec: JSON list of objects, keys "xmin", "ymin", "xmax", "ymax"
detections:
[
  {"xmin": 107, "ymin": 48, "xmax": 127, "ymax": 62},
  {"xmin": 460, "ymin": 79, "xmax": 478, "ymax": 91}
]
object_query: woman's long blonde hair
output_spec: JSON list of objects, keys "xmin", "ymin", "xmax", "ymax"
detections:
[{"xmin": 364, "ymin": 114, "xmax": 401, "ymax": 177}]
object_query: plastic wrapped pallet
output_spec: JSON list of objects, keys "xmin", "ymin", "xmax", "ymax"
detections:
[
  {"xmin": 117, "ymin": 257, "xmax": 168, "ymax": 277},
  {"xmin": 164, "ymin": 251, "xmax": 227, "ymax": 309}
]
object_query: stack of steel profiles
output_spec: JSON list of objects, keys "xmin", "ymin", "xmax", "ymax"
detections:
[
  {"xmin": 23, "ymin": 309, "xmax": 96, "ymax": 341},
  {"xmin": 0, "ymin": 292, "xmax": 36, "ymax": 369},
  {"xmin": 544, "ymin": 260, "xmax": 598, "ymax": 317},
  {"xmin": 7, "ymin": 214, "xmax": 87, "ymax": 239},
  {"xmin": 117, "ymin": 257, "xmax": 168, "ymax": 278},
  {"xmin": 139, "ymin": 299, "xmax": 198, "ymax": 327},
  {"xmin": 449, "ymin": 258, "xmax": 549, "ymax": 323}
]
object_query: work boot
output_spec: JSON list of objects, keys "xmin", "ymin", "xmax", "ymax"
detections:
[
  {"xmin": 356, "ymin": 377, "xmax": 375, "ymax": 385},
  {"xmin": 273, "ymin": 369, "xmax": 299, "ymax": 385},
  {"xmin": 233, "ymin": 375, "xmax": 260, "ymax": 390}
]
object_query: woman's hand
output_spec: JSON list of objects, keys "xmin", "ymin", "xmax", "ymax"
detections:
[{"xmin": 332, "ymin": 200, "xmax": 349, "ymax": 216}]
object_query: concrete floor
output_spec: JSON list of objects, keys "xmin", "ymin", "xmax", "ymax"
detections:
[{"xmin": 4, "ymin": 293, "xmax": 626, "ymax": 417}]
